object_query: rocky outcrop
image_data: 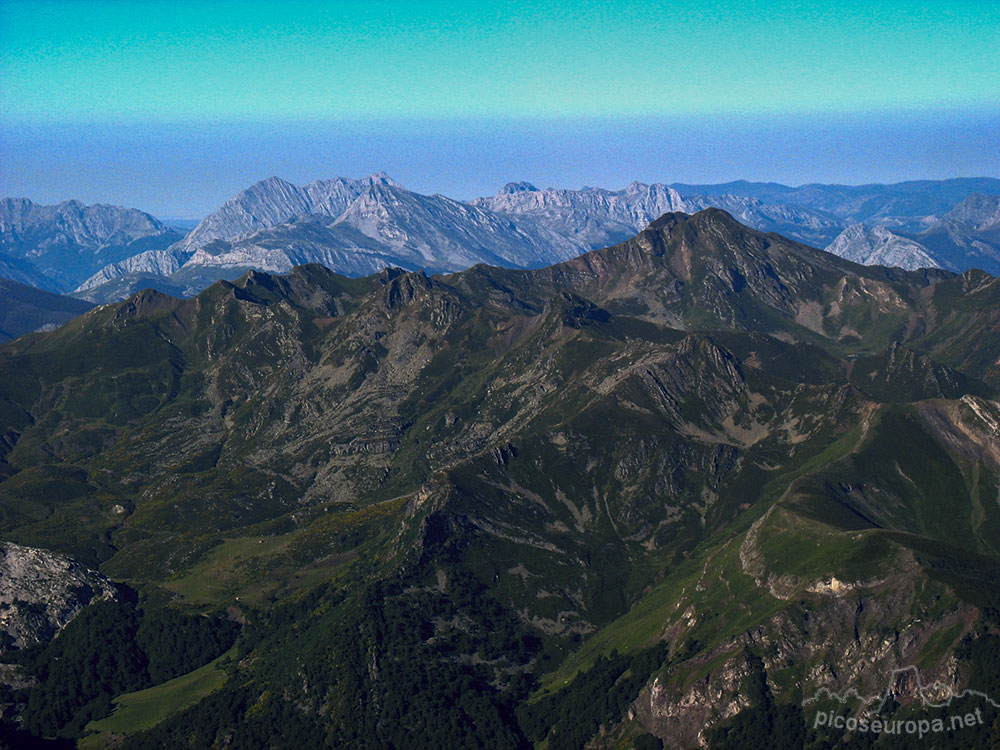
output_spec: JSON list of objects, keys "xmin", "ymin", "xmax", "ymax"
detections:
[
  {"xmin": 825, "ymin": 224, "xmax": 943, "ymax": 270},
  {"xmin": 0, "ymin": 542, "xmax": 117, "ymax": 652},
  {"xmin": 75, "ymin": 247, "xmax": 194, "ymax": 291},
  {"xmin": 633, "ymin": 559, "xmax": 975, "ymax": 748}
]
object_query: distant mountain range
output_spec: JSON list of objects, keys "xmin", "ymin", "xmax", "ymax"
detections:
[
  {"xmin": 826, "ymin": 192, "xmax": 1000, "ymax": 271},
  {"xmin": 0, "ymin": 198, "xmax": 182, "ymax": 293},
  {"xmin": 2, "ymin": 176, "xmax": 999, "ymax": 305},
  {"xmin": 177, "ymin": 174, "xmax": 583, "ymax": 273},
  {"xmin": 473, "ymin": 180, "xmax": 844, "ymax": 248}
]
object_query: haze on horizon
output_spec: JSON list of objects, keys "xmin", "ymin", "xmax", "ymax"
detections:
[{"xmin": 1, "ymin": 0, "xmax": 998, "ymax": 218}]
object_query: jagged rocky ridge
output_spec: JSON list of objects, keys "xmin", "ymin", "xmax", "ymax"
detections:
[{"xmin": 63, "ymin": 176, "xmax": 1000, "ymax": 304}]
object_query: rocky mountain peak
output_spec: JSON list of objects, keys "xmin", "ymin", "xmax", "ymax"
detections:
[
  {"xmin": 256, "ymin": 175, "xmax": 297, "ymax": 190},
  {"xmin": 378, "ymin": 266, "xmax": 410, "ymax": 284},
  {"xmin": 239, "ymin": 176, "xmax": 306, "ymax": 205},
  {"xmin": 176, "ymin": 174, "xmax": 380, "ymax": 257},
  {"xmin": 640, "ymin": 207, "xmax": 748, "ymax": 245},
  {"xmin": 110, "ymin": 287, "xmax": 182, "ymax": 326},
  {"xmin": 641, "ymin": 210, "xmax": 690, "ymax": 235},
  {"xmin": 381, "ymin": 268, "xmax": 445, "ymax": 311},
  {"xmin": 365, "ymin": 171, "xmax": 402, "ymax": 188},
  {"xmin": 498, "ymin": 181, "xmax": 539, "ymax": 195}
]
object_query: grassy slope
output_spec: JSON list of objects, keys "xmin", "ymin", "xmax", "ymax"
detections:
[
  {"xmin": 79, "ymin": 646, "xmax": 236, "ymax": 748},
  {"xmin": 534, "ymin": 399, "xmax": 996, "ymax": 706},
  {"xmin": 536, "ymin": 420, "xmax": 872, "ymax": 693}
]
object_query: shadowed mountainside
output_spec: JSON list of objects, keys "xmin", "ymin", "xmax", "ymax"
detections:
[{"xmin": 0, "ymin": 278, "xmax": 94, "ymax": 343}]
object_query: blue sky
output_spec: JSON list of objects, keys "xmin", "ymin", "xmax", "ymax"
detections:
[{"xmin": 1, "ymin": 0, "xmax": 998, "ymax": 216}]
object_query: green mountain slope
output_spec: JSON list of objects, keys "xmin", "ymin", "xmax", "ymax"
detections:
[{"xmin": 2, "ymin": 209, "xmax": 1000, "ymax": 748}]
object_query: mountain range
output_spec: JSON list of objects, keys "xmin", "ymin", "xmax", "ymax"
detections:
[
  {"xmin": 0, "ymin": 198, "xmax": 182, "ymax": 293},
  {"xmin": 4, "ymin": 176, "xmax": 999, "ymax": 309},
  {"xmin": 2, "ymin": 209, "xmax": 1000, "ymax": 747},
  {"xmin": 473, "ymin": 179, "xmax": 843, "ymax": 248},
  {"xmin": 827, "ymin": 193, "xmax": 1000, "ymax": 271}
]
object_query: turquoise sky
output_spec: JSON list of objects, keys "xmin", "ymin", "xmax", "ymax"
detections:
[
  {"xmin": 2, "ymin": 0, "xmax": 998, "ymax": 122},
  {"xmin": 1, "ymin": 0, "xmax": 997, "ymax": 215}
]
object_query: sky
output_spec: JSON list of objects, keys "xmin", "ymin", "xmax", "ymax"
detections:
[{"xmin": 1, "ymin": 0, "xmax": 998, "ymax": 217}]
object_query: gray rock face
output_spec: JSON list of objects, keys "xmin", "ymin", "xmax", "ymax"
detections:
[
  {"xmin": 0, "ymin": 541, "xmax": 117, "ymax": 651},
  {"xmin": 475, "ymin": 181, "xmax": 692, "ymax": 250},
  {"xmin": 823, "ymin": 194, "xmax": 1000, "ymax": 275},
  {"xmin": 476, "ymin": 182, "xmax": 844, "ymax": 249},
  {"xmin": 943, "ymin": 193, "xmax": 1000, "ymax": 231},
  {"xmin": 682, "ymin": 193, "xmax": 843, "ymax": 246},
  {"xmin": 825, "ymin": 224, "xmax": 944, "ymax": 270},
  {"xmin": 174, "ymin": 173, "xmax": 402, "ymax": 256},
  {"xmin": 0, "ymin": 198, "xmax": 181, "ymax": 292},
  {"xmin": 327, "ymin": 181, "xmax": 581, "ymax": 268},
  {"xmin": 75, "ymin": 247, "xmax": 194, "ymax": 291},
  {"xmin": 174, "ymin": 178, "xmax": 584, "ymax": 283},
  {"xmin": 175, "ymin": 217, "xmax": 404, "ymax": 278}
]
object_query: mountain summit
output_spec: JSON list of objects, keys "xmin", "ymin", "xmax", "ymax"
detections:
[{"xmin": 173, "ymin": 172, "xmax": 404, "ymax": 256}]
